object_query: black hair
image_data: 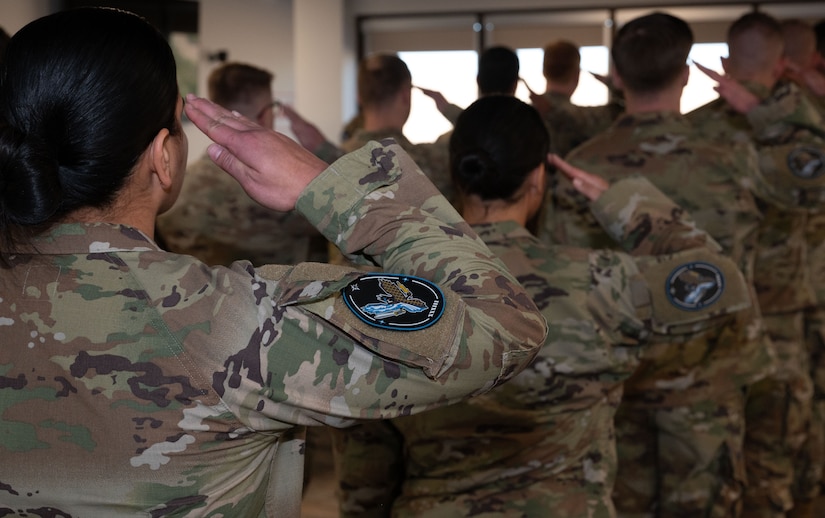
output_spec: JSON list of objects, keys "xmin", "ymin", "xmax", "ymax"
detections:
[
  {"xmin": 477, "ymin": 46, "xmax": 520, "ymax": 95},
  {"xmin": 612, "ymin": 12, "xmax": 693, "ymax": 95},
  {"xmin": 0, "ymin": 7, "xmax": 179, "ymax": 251},
  {"xmin": 816, "ymin": 20, "xmax": 825, "ymax": 56},
  {"xmin": 450, "ymin": 95, "xmax": 549, "ymax": 202}
]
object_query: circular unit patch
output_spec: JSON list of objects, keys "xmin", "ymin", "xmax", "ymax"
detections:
[
  {"xmin": 342, "ymin": 274, "xmax": 445, "ymax": 331},
  {"xmin": 665, "ymin": 261, "xmax": 725, "ymax": 311},
  {"xmin": 788, "ymin": 146, "xmax": 825, "ymax": 179}
]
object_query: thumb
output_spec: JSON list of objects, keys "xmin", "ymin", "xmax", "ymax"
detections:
[{"xmin": 208, "ymin": 143, "xmax": 248, "ymax": 182}]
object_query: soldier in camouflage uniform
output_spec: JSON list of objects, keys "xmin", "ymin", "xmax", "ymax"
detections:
[
  {"xmin": 688, "ymin": 13, "xmax": 825, "ymax": 518},
  {"xmin": 547, "ymin": 13, "xmax": 782, "ymax": 517},
  {"xmin": 419, "ymin": 45, "xmax": 522, "ymax": 144},
  {"xmin": 282, "ymin": 53, "xmax": 454, "ymax": 203},
  {"xmin": 781, "ymin": 19, "xmax": 825, "ymax": 116},
  {"xmin": 330, "ymin": 96, "xmax": 755, "ymax": 518},
  {"xmin": 156, "ymin": 62, "xmax": 327, "ymax": 266},
  {"xmin": 0, "ymin": 9, "xmax": 548, "ymax": 516},
  {"xmin": 782, "ymin": 20, "xmax": 825, "ymax": 515},
  {"xmin": 527, "ymin": 39, "xmax": 622, "ymax": 158}
]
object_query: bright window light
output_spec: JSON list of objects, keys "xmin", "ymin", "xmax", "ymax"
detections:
[
  {"xmin": 398, "ymin": 42, "xmax": 728, "ymax": 144},
  {"xmin": 516, "ymin": 46, "xmax": 611, "ymax": 107},
  {"xmin": 399, "ymin": 50, "xmax": 479, "ymax": 144},
  {"xmin": 685, "ymin": 42, "xmax": 729, "ymax": 113}
]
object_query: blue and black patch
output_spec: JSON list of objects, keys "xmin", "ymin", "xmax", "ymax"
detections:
[
  {"xmin": 666, "ymin": 261, "xmax": 724, "ymax": 311},
  {"xmin": 788, "ymin": 146, "xmax": 825, "ymax": 179},
  {"xmin": 342, "ymin": 273, "xmax": 445, "ymax": 331}
]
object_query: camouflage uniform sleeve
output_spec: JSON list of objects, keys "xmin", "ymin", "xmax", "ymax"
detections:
[
  {"xmin": 543, "ymin": 156, "xmax": 616, "ymax": 250},
  {"xmin": 439, "ymin": 102, "xmax": 463, "ymax": 126},
  {"xmin": 743, "ymin": 82, "xmax": 825, "ymax": 209},
  {"xmin": 282, "ymin": 139, "xmax": 546, "ymax": 418},
  {"xmin": 589, "ymin": 175, "xmax": 721, "ymax": 256},
  {"xmin": 590, "ymin": 176, "xmax": 753, "ymax": 334}
]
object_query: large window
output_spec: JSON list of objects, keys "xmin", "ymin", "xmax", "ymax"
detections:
[
  {"xmin": 362, "ymin": 2, "xmax": 825, "ymax": 144},
  {"xmin": 399, "ymin": 45, "xmax": 613, "ymax": 144},
  {"xmin": 517, "ymin": 46, "xmax": 611, "ymax": 108},
  {"xmin": 399, "ymin": 42, "xmax": 721, "ymax": 145},
  {"xmin": 400, "ymin": 50, "xmax": 479, "ymax": 144}
]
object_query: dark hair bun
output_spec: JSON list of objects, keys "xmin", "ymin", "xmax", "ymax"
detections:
[
  {"xmin": 456, "ymin": 150, "xmax": 494, "ymax": 184},
  {"xmin": 0, "ymin": 122, "xmax": 61, "ymax": 226}
]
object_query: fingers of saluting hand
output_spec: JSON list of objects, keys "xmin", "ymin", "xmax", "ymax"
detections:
[
  {"xmin": 693, "ymin": 61, "xmax": 723, "ymax": 82},
  {"xmin": 183, "ymin": 94, "xmax": 326, "ymax": 212},
  {"xmin": 549, "ymin": 153, "xmax": 608, "ymax": 202},
  {"xmin": 185, "ymin": 94, "xmax": 256, "ymax": 138}
]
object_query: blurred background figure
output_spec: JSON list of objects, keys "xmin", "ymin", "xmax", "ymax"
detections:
[
  {"xmin": 157, "ymin": 62, "xmax": 327, "ymax": 266},
  {"xmin": 528, "ymin": 39, "xmax": 622, "ymax": 157}
]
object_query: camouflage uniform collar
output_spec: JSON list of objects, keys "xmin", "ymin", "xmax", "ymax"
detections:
[
  {"xmin": 352, "ymin": 128, "xmax": 411, "ymax": 147},
  {"xmin": 18, "ymin": 223, "xmax": 159, "ymax": 254},
  {"xmin": 740, "ymin": 80, "xmax": 771, "ymax": 100},
  {"xmin": 615, "ymin": 110, "xmax": 689, "ymax": 130},
  {"xmin": 471, "ymin": 220, "xmax": 533, "ymax": 241}
]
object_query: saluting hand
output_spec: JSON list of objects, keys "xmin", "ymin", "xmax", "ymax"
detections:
[
  {"xmin": 184, "ymin": 94, "xmax": 327, "ymax": 212},
  {"xmin": 415, "ymin": 86, "xmax": 451, "ymax": 114},
  {"xmin": 548, "ymin": 153, "xmax": 608, "ymax": 201},
  {"xmin": 693, "ymin": 61, "xmax": 760, "ymax": 114},
  {"xmin": 785, "ymin": 60, "xmax": 825, "ymax": 97},
  {"xmin": 280, "ymin": 104, "xmax": 330, "ymax": 154}
]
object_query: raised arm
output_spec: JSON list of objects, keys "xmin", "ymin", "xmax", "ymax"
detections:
[{"xmin": 184, "ymin": 95, "xmax": 547, "ymax": 421}]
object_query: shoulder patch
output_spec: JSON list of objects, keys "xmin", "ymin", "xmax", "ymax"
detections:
[
  {"xmin": 788, "ymin": 146, "xmax": 825, "ymax": 179},
  {"xmin": 666, "ymin": 262, "xmax": 724, "ymax": 311},
  {"xmin": 342, "ymin": 274, "xmax": 445, "ymax": 331}
]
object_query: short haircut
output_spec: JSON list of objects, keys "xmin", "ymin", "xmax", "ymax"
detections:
[
  {"xmin": 780, "ymin": 19, "xmax": 817, "ymax": 67},
  {"xmin": 207, "ymin": 63, "xmax": 273, "ymax": 109},
  {"xmin": 542, "ymin": 40, "xmax": 580, "ymax": 83},
  {"xmin": 357, "ymin": 53, "xmax": 412, "ymax": 108},
  {"xmin": 726, "ymin": 12, "xmax": 784, "ymax": 76},
  {"xmin": 477, "ymin": 46, "xmax": 519, "ymax": 95},
  {"xmin": 612, "ymin": 12, "xmax": 693, "ymax": 95}
]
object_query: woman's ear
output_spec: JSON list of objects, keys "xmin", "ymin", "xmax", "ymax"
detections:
[
  {"xmin": 149, "ymin": 128, "xmax": 174, "ymax": 191},
  {"xmin": 525, "ymin": 163, "xmax": 547, "ymax": 219},
  {"xmin": 527, "ymin": 162, "xmax": 546, "ymax": 194}
]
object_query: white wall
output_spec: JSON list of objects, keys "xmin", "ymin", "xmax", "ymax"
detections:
[
  {"xmin": 190, "ymin": 0, "xmax": 296, "ymax": 162},
  {"xmin": 194, "ymin": 0, "xmax": 347, "ymax": 162},
  {"xmin": 1, "ymin": 0, "xmax": 822, "ymax": 161},
  {"xmin": 0, "ymin": 0, "xmax": 51, "ymax": 33}
]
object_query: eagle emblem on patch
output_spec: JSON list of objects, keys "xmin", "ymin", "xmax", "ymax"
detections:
[
  {"xmin": 342, "ymin": 274, "xmax": 445, "ymax": 330},
  {"xmin": 666, "ymin": 262, "xmax": 725, "ymax": 311},
  {"xmin": 788, "ymin": 146, "xmax": 825, "ymax": 179}
]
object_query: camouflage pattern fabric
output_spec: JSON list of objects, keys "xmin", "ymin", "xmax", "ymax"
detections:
[
  {"xmin": 0, "ymin": 140, "xmax": 547, "ymax": 516},
  {"xmin": 536, "ymin": 91, "xmax": 622, "ymax": 158},
  {"xmin": 438, "ymin": 102, "xmax": 464, "ymax": 126},
  {"xmin": 330, "ymin": 177, "xmax": 753, "ymax": 518},
  {"xmin": 690, "ymin": 81, "xmax": 825, "ymax": 517},
  {"xmin": 551, "ymin": 110, "xmax": 773, "ymax": 517},
  {"xmin": 796, "ymin": 85, "xmax": 825, "ymax": 512},
  {"xmin": 156, "ymin": 155, "xmax": 328, "ymax": 266},
  {"xmin": 342, "ymin": 128, "xmax": 453, "ymax": 203}
]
